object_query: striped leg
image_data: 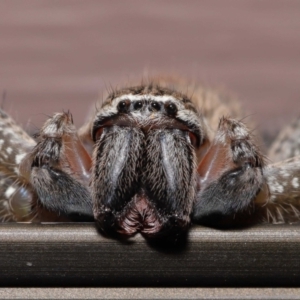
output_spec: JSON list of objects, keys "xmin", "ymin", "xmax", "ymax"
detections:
[{"xmin": 0, "ymin": 109, "xmax": 37, "ymax": 221}]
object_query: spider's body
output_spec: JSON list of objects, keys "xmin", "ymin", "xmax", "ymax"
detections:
[{"xmin": 0, "ymin": 78, "xmax": 300, "ymax": 239}]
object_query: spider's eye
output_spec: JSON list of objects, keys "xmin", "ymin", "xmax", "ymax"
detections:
[
  {"xmin": 94, "ymin": 127, "xmax": 104, "ymax": 141},
  {"xmin": 244, "ymin": 161, "xmax": 255, "ymax": 169},
  {"xmin": 151, "ymin": 102, "xmax": 160, "ymax": 111},
  {"xmin": 117, "ymin": 100, "xmax": 131, "ymax": 113},
  {"xmin": 165, "ymin": 102, "xmax": 177, "ymax": 116},
  {"xmin": 134, "ymin": 101, "xmax": 143, "ymax": 110}
]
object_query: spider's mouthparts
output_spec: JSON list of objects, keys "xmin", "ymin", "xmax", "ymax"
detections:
[
  {"xmin": 116, "ymin": 192, "xmax": 163, "ymax": 236},
  {"xmin": 92, "ymin": 125, "xmax": 197, "ymax": 238}
]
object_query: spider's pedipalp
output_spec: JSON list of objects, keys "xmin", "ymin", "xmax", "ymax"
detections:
[
  {"xmin": 20, "ymin": 112, "xmax": 93, "ymax": 219},
  {"xmin": 193, "ymin": 117, "xmax": 265, "ymax": 222}
]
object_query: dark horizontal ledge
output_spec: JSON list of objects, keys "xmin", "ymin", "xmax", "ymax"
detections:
[{"xmin": 0, "ymin": 223, "xmax": 300, "ymax": 287}]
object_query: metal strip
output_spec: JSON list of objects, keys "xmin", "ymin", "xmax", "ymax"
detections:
[{"xmin": 0, "ymin": 223, "xmax": 299, "ymax": 287}]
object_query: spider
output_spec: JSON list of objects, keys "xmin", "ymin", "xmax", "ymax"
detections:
[{"xmin": 0, "ymin": 77, "xmax": 299, "ymax": 240}]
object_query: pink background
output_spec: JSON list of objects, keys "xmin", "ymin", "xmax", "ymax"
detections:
[{"xmin": 0, "ymin": 0, "xmax": 299, "ymax": 140}]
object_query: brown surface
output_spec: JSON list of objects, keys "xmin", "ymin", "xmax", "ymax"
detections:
[{"xmin": 0, "ymin": 0, "xmax": 300, "ymax": 137}]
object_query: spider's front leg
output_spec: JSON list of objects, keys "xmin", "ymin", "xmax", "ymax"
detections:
[
  {"xmin": 193, "ymin": 117, "xmax": 265, "ymax": 223},
  {"xmin": 19, "ymin": 112, "xmax": 93, "ymax": 220}
]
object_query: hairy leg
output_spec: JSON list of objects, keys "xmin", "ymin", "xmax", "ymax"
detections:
[
  {"xmin": 268, "ymin": 116, "xmax": 300, "ymax": 162},
  {"xmin": 0, "ymin": 109, "xmax": 37, "ymax": 221},
  {"xmin": 19, "ymin": 112, "xmax": 93, "ymax": 220},
  {"xmin": 254, "ymin": 155, "xmax": 300, "ymax": 224},
  {"xmin": 193, "ymin": 117, "xmax": 265, "ymax": 223},
  {"xmin": 193, "ymin": 116, "xmax": 300, "ymax": 225}
]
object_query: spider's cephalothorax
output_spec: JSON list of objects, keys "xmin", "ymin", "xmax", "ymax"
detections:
[
  {"xmin": 0, "ymin": 78, "xmax": 300, "ymax": 239},
  {"xmin": 90, "ymin": 86, "xmax": 207, "ymax": 237}
]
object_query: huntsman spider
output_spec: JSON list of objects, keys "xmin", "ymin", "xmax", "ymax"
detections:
[{"xmin": 0, "ymin": 77, "xmax": 299, "ymax": 240}]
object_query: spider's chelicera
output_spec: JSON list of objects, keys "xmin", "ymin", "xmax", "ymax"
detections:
[{"xmin": 0, "ymin": 79, "xmax": 300, "ymax": 240}]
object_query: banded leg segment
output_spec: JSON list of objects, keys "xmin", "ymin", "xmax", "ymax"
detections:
[
  {"xmin": 254, "ymin": 156, "xmax": 300, "ymax": 224},
  {"xmin": 254, "ymin": 116, "xmax": 300, "ymax": 223},
  {"xmin": 268, "ymin": 117, "xmax": 300, "ymax": 162},
  {"xmin": 0, "ymin": 109, "xmax": 36, "ymax": 222}
]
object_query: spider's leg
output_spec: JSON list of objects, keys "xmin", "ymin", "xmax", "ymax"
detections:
[
  {"xmin": 251, "ymin": 116, "xmax": 300, "ymax": 224},
  {"xmin": 19, "ymin": 112, "xmax": 93, "ymax": 219},
  {"xmin": 192, "ymin": 117, "xmax": 265, "ymax": 222},
  {"xmin": 0, "ymin": 109, "xmax": 38, "ymax": 222},
  {"xmin": 268, "ymin": 116, "xmax": 300, "ymax": 162},
  {"xmin": 254, "ymin": 155, "xmax": 300, "ymax": 224}
]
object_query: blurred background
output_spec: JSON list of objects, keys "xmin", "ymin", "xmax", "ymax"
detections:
[{"xmin": 0, "ymin": 0, "xmax": 299, "ymax": 142}]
